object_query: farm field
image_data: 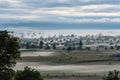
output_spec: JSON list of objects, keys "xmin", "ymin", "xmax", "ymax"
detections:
[{"xmin": 15, "ymin": 50, "xmax": 120, "ymax": 80}]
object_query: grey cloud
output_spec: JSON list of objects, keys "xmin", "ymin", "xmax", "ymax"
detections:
[
  {"xmin": 20, "ymin": 0, "xmax": 120, "ymax": 8},
  {"xmin": 0, "ymin": 0, "xmax": 120, "ymax": 29}
]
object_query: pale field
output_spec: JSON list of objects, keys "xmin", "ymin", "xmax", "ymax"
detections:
[
  {"xmin": 21, "ymin": 51, "xmax": 54, "ymax": 57},
  {"xmin": 14, "ymin": 50, "xmax": 120, "ymax": 80},
  {"xmin": 15, "ymin": 51, "xmax": 120, "ymax": 73},
  {"xmin": 15, "ymin": 62, "xmax": 120, "ymax": 73}
]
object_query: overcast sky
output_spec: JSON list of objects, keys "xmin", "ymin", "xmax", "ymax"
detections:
[{"xmin": 0, "ymin": 0, "xmax": 120, "ymax": 30}]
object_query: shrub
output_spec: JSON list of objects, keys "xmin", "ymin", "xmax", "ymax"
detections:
[
  {"xmin": 103, "ymin": 70, "xmax": 120, "ymax": 80},
  {"xmin": 0, "ymin": 69, "xmax": 15, "ymax": 80},
  {"xmin": 15, "ymin": 66, "xmax": 43, "ymax": 80},
  {"xmin": 0, "ymin": 30, "xmax": 20, "ymax": 80}
]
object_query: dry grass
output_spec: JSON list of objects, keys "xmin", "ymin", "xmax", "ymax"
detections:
[
  {"xmin": 19, "ymin": 50, "xmax": 114, "ymax": 65},
  {"xmin": 15, "ymin": 50, "xmax": 119, "ymax": 80},
  {"xmin": 44, "ymin": 77, "xmax": 102, "ymax": 80}
]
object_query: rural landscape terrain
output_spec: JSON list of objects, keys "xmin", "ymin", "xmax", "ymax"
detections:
[
  {"xmin": 14, "ymin": 32, "xmax": 120, "ymax": 80},
  {"xmin": 0, "ymin": 0, "xmax": 120, "ymax": 80}
]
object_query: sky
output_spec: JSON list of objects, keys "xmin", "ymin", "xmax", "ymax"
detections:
[{"xmin": 0, "ymin": 0, "xmax": 120, "ymax": 30}]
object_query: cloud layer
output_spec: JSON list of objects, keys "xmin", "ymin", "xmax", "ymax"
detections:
[{"xmin": 0, "ymin": 0, "xmax": 120, "ymax": 29}]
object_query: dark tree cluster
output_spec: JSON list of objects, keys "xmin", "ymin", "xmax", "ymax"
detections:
[
  {"xmin": 103, "ymin": 70, "xmax": 120, "ymax": 80},
  {"xmin": 0, "ymin": 30, "xmax": 43, "ymax": 80},
  {"xmin": 15, "ymin": 66, "xmax": 43, "ymax": 80},
  {"xmin": 0, "ymin": 30, "xmax": 20, "ymax": 80}
]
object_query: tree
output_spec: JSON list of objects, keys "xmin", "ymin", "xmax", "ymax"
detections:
[
  {"xmin": 67, "ymin": 46, "xmax": 72, "ymax": 52},
  {"xmin": 0, "ymin": 30, "xmax": 20, "ymax": 80},
  {"xmin": 96, "ymin": 46, "xmax": 99, "ymax": 52},
  {"xmin": 85, "ymin": 47, "xmax": 91, "ymax": 51},
  {"xmin": 110, "ymin": 46, "xmax": 114, "ymax": 50},
  {"xmin": 103, "ymin": 70, "xmax": 120, "ymax": 80},
  {"xmin": 0, "ymin": 68, "xmax": 15, "ymax": 80},
  {"xmin": 79, "ymin": 40, "xmax": 83, "ymax": 50},
  {"xmin": 15, "ymin": 66, "xmax": 43, "ymax": 80},
  {"xmin": 39, "ymin": 41, "xmax": 44, "ymax": 49},
  {"xmin": 105, "ymin": 47, "xmax": 108, "ymax": 50},
  {"xmin": 26, "ymin": 42, "xmax": 30, "ymax": 49},
  {"xmin": 52, "ymin": 43, "xmax": 56, "ymax": 49},
  {"xmin": 45, "ymin": 44, "xmax": 51, "ymax": 50},
  {"xmin": 116, "ymin": 46, "xmax": 120, "ymax": 50}
]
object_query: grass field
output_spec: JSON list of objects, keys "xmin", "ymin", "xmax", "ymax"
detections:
[
  {"xmin": 15, "ymin": 50, "xmax": 120, "ymax": 80},
  {"xmin": 20, "ymin": 50, "xmax": 116, "ymax": 65}
]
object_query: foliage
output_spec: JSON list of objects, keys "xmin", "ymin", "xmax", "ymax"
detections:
[
  {"xmin": 67, "ymin": 46, "xmax": 72, "ymax": 52},
  {"xmin": 26, "ymin": 42, "xmax": 30, "ymax": 49},
  {"xmin": 103, "ymin": 70, "xmax": 120, "ymax": 80},
  {"xmin": 85, "ymin": 47, "xmax": 91, "ymax": 51},
  {"xmin": 45, "ymin": 44, "xmax": 51, "ymax": 49},
  {"xmin": 0, "ymin": 69, "xmax": 15, "ymax": 80},
  {"xmin": 0, "ymin": 30, "xmax": 20, "ymax": 80},
  {"xmin": 39, "ymin": 41, "xmax": 44, "ymax": 49},
  {"xmin": 79, "ymin": 40, "xmax": 83, "ymax": 50},
  {"xmin": 15, "ymin": 66, "xmax": 43, "ymax": 80},
  {"xmin": 52, "ymin": 43, "xmax": 56, "ymax": 49},
  {"xmin": 110, "ymin": 46, "xmax": 114, "ymax": 50}
]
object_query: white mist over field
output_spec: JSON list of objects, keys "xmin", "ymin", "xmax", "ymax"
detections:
[
  {"xmin": 15, "ymin": 29, "xmax": 120, "ymax": 38},
  {"xmin": 1, "ymin": 28, "xmax": 120, "ymax": 38}
]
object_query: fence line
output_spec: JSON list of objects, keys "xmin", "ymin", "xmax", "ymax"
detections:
[{"xmin": 43, "ymin": 73, "xmax": 103, "ymax": 78}]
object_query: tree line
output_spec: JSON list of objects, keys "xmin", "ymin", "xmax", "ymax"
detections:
[
  {"xmin": 0, "ymin": 30, "xmax": 43, "ymax": 80},
  {"xmin": 0, "ymin": 30, "xmax": 120, "ymax": 80}
]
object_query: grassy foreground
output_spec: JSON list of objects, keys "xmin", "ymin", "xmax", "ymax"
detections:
[
  {"xmin": 17, "ymin": 50, "xmax": 120, "ymax": 80},
  {"xmin": 20, "ymin": 50, "xmax": 117, "ymax": 65}
]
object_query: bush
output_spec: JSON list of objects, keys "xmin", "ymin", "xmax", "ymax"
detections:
[
  {"xmin": 0, "ymin": 69, "xmax": 15, "ymax": 80},
  {"xmin": 0, "ymin": 30, "xmax": 20, "ymax": 80},
  {"xmin": 67, "ymin": 46, "xmax": 72, "ymax": 52},
  {"xmin": 15, "ymin": 66, "xmax": 43, "ymax": 80},
  {"xmin": 103, "ymin": 70, "xmax": 120, "ymax": 80}
]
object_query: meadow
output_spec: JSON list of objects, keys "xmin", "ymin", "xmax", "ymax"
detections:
[{"xmin": 15, "ymin": 50, "xmax": 120, "ymax": 80}]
